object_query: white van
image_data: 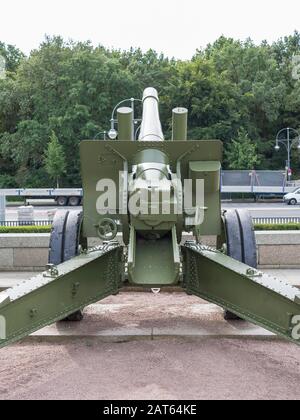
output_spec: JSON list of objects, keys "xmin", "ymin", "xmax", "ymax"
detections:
[{"xmin": 284, "ymin": 188, "xmax": 300, "ymax": 205}]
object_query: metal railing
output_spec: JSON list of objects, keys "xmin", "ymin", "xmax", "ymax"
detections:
[
  {"xmin": 253, "ymin": 217, "xmax": 300, "ymax": 225},
  {"xmin": 0, "ymin": 220, "xmax": 52, "ymax": 227},
  {"xmin": 0, "ymin": 218, "xmax": 300, "ymax": 227}
]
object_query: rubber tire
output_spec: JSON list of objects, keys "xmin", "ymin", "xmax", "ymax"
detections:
[
  {"xmin": 68, "ymin": 196, "xmax": 81, "ymax": 206},
  {"xmin": 235, "ymin": 209, "xmax": 257, "ymax": 268},
  {"xmin": 289, "ymin": 199, "xmax": 297, "ymax": 206},
  {"xmin": 56, "ymin": 196, "xmax": 68, "ymax": 207},
  {"xmin": 223, "ymin": 209, "xmax": 257, "ymax": 320},
  {"xmin": 49, "ymin": 209, "xmax": 84, "ymax": 322}
]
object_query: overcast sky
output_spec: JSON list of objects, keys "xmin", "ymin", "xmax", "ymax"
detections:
[{"xmin": 1, "ymin": 0, "xmax": 299, "ymax": 59}]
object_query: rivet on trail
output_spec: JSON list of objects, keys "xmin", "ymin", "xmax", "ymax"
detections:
[{"xmin": 30, "ymin": 309, "xmax": 38, "ymax": 318}]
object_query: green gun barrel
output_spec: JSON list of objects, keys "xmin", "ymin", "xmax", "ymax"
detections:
[
  {"xmin": 117, "ymin": 107, "xmax": 134, "ymax": 141},
  {"xmin": 172, "ymin": 107, "xmax": 188, "ymax": 141}
]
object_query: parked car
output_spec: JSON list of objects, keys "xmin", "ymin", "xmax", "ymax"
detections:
[{"xmin": 284, "ymin": 188, "xmax": 300, "ymax": 205}]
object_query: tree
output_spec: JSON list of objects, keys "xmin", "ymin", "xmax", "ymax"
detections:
[
  {"xmin": 44, "ymin": 131, "xmax": 66, "ymax": 187},
  {"xmin": 225, "ymin": 129, "xmax": 260, "ymax": 169},
  {"xmin": 0, "ymin": 41, "xmax": 24, "ymax": 74},
  {"xmin": 0, "ymin": 33, "xmax": 300, "ymax": 185}
]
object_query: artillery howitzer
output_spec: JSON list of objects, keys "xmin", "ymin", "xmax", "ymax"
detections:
[{"xmin": 1, "ymin": 87, "xmax": 300, "ymax": 348}]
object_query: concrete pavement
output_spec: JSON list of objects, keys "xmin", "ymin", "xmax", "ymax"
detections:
[
  {"xmin": 0, "ymin": 271, "xmax": 36, "ymax": 290},
  {"xmin": 28, "ymin": 296, "xmax": 276, "ymax": 342}
]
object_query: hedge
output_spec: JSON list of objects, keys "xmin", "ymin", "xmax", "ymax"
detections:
[
  {"xmin": 0, "ymin": 225, "xmax": 52, "ymax": 233},
  {"xmin": 254, "ymin": 223, "xmax": 300, "ymax": 231},
  {"xmin": 0, "ymin": 223, "xmax": 300, "ymax": 234}
]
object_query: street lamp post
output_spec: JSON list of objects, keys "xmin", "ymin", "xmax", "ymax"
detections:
[
  {"xmin": 93, "ymin": 98, "xmax": 143, "ymax": 141},
  {"xmin": 274, "ymin": 127, "xmax": 300, "ymax": 181},
  {"xmin": 93, "ymin": 131, "xmax": 107, "ymax": 140}
]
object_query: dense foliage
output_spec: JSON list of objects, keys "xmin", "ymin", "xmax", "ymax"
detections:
[{"xmin": 0, "ymin": 33, "xmax": 299, "ymax": 187}]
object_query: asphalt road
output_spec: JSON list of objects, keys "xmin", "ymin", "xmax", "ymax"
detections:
[
  {"xmin": 4, "ymin": 202, "xmax": 300, "ymax": 220},
  {"xmin": 223, "ymin": 202, "xmax": 300, "ymax": 218}
]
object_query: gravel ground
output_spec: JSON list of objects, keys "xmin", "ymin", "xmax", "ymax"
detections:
[
  {"xmin": 0, "ymin": 338, "xmax": 300, "ymax": 400},
  {"xmin": 1, "ymin": 292, "xmax": 300, "ymax": 400}
]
